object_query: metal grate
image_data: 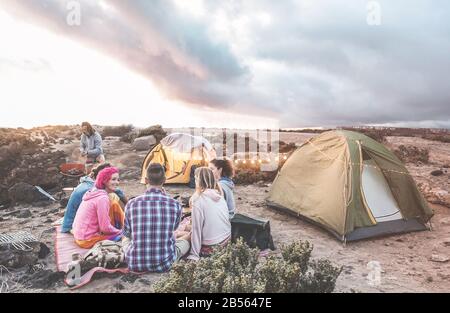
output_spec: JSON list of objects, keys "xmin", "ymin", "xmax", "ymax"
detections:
[{"xmin": 0, "ymin": 231, "xmax": 38, "ymax": 251}]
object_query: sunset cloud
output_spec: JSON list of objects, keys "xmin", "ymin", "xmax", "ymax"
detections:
[{"xmin": 1, "ymin": 0, "xmax": 449, "ymax": 128}]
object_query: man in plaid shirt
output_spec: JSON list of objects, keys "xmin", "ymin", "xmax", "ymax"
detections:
[{"xmin": 123, "ymin": 163, "xmax": 191, "ymax": 272}]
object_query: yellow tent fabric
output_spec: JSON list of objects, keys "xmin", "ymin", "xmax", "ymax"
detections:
[
  {"xmin": 267, "ymin": 131, "xmax": 350, "ymax": 236},
  {"xmin": 141, "ymin": 134, "xmax": 216, "ymax": 185}
]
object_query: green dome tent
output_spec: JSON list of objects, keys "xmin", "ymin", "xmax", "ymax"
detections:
[{"xmin": 266, "ymin": 130, "xmax": 433, "ymax": 242}]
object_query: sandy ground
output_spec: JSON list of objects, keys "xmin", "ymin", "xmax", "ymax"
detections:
[{"xmin": 1, "ymin": 132, "xmax": 449, "ymax": 293}]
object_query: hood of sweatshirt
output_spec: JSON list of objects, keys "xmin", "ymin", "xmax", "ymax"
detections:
[
  {"xmin": 82, "ymin": 188, "xmax": 107, "ymax": 201},
  {"xmin": 202, "ymin": 189, "xmax": 223, "ymax": 202},
  {"xmin": 219, "ymin": 177, "xmax": 235, "ymax": 190}
]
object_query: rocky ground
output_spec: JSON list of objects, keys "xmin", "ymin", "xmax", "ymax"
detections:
[{"xmin": 0, "ymin": 126, "xmax": 449, "ymax": 293}]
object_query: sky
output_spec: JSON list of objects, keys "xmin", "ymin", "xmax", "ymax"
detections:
[{"xmin": 0, "ymin": 0, "xmax": 449, "ymax": 129}]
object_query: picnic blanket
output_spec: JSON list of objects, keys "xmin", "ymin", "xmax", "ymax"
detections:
[{"xmin": 54, "ymin": 226, "xmax": 129, "ymax": 290}]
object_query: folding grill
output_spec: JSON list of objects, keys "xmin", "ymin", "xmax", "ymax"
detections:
[{"xmin": 0, "ymin": 231, "xmax": 38, "ymax": 251}]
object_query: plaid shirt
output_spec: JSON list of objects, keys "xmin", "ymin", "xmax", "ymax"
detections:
[{"xmin": 123, "ymin": 188, "xmax": 182, "ymax": 272}]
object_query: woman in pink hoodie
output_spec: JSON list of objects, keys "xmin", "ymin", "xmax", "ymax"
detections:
[
  {"xmin": 187, "ymin": 167, "xmax": 231, "ymax": 261},
  {"xmin": 72, "ymin": 167, "xmax": 122, "ymax": 248}
]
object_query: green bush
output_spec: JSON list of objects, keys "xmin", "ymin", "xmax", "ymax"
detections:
[
  {"xmin": 298, "ymin": 260, "xmax": 343, "ymax": 293},
  {"xmin": 281, "ymin": 241, "xmax": 313, "ymax": 273},
  {"xmin": 154, "ymin": 239, "xmax": 342, "ymax": 293}
]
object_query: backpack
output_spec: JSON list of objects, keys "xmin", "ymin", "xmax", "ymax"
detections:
[
  {"xmin": 81, "ymin": 240, "xmax": 126, "ymax": 272},
  {"xmin": 230, "ymin": 213, "xmax": 276, "ymax": 251}
]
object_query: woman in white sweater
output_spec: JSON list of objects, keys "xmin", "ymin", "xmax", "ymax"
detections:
[{"xmin": 187, "ymin": 167, "xmax": 231, "ymax": 261}]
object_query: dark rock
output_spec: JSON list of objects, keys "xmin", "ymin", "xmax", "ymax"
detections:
[
  {"xmin": 38, "ymin": 243, "xmax": 50, "ymax": 259},
  {"xmin": 23, "ymin": 270, "xmax": 65, "ymax": 289},
  {"xmin": 34, "ymin": 200, "xmax": 55, "ymax": 207},
  {"xmin": 48, "ymin": 208, "xmax": 59, "ymax": 214},
  {"xmin": 137, "ymin": 125, "xmax": 167, "ymax": 142},
  {"xmin": 121, "ymin": 273, "xmax": 141, "ymax": 283},
  {"xmin": 138, "ymin": 278, "xmax": 151, "ymax": 286},
  {"xmin": 132, "ymin": 135, "xmax": 156, "ymax": 151},
  {"xmin": 114, "ymin": 283, "xmax": 125, "ymax": 290},
  {"xmin": 8, "ymin": 183, "xmax": 48, "ymax": 204},
  {"xmin": 0, "ymin": 187, "xmax": 9, "ymax": 206},
  {"xmin": 3, "ymin": 208, "xmax": 33, "ymax": 219},
  {"xmin": 430, "ymin": 170, "xmax": 444, "ymax": 176},
  {"xmin": 59, "ymin": 197, "xmax": 69, "ymax": 208},
  {"xmin": 0, "ymin": 130, "xmax": 67, "ymax": 197},
  {"xmin": 92, "ymin": 272, "xmax": 123, "ymax": 280},
  {"xmin": 16, "ymin": 209, "xmax": 32, "ymax": 219},
  {"xmin": 0, "ymin": 241, "xmax": 41, "ymax": 268}
]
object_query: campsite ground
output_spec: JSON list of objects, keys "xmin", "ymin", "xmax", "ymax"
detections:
[{"xmin": 1, "ymin": 129, "xmax": 449, "ymax": 293}]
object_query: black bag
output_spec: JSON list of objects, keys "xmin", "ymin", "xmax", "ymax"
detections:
[
  {"xmin": 230, "ymin": 213, "xmax": 275, "ymax": 251},
  {"xmin": 188, "ymin": 165, "xmax": 199, "ymax": 189}
]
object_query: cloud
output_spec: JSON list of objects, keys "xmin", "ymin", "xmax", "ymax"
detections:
[
  {"xmin": 1, "ymin": 0, "xmax": 449, "ymax": 128},
  {"xmin": 1, "ymin": 0, "xmax": 249, "ymax": 109}
]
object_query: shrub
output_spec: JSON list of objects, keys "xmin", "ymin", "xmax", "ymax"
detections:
[
  {"xmin": 120, "ymin": 132, "xmax": 138, "ymax": 143},
  {"xmin": 394, "ymin": 145, "xmax": 429, "ymax": 164},
  {"xmin": 364, "ymin": 131, "xmax": 386, "ymax": 144},
  {"xmin": 281, "ymin": 241, "xmax": 313, "ymax": 273},
  {"xmin": 154, "ymin": 239, "xmax": 260, "ymax": 293},
  {"xmin": 278, "ymin": 141, "xmax": 297, "ymax": 153},
  {"xmin": 154, "ymin": 239, "xmax": 342, "ymax": 293},
  {"xmin": 101, "ymin": 124, "xmax": 134, "ymax": 138},
  {"xmin": 421, "ymin": 134, "xmax": 450, "ymax": 143},
  {"xmin": 137, "ymin": 125, "xmax": 167, "ymax": 141},
  {"xmin": 233, "ymin": 169, "xmax": 277, "ymax": 185},
  {"xmin": 299, "ymin": 260, "xmax": 343, "ymax": 293}
]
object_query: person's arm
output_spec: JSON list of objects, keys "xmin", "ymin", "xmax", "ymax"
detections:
[
  {"xmin": 61, "ymin": 189, "xmax": 83, "ymax": 233},
  {"xmin": 87, "ymin": 132, "xmax": 103, "ymax": 157},
  {"xmin": 217, "ymin": 182, "xmax": 225, "ymax": 198},
  {"xmin": 225, "ymin": 188, "xmax": 236, "ymax": 217},
  {"xmin": 97, "ymin": 197, "xmax": 121, "ymax": 235},
  {"xmin": 114, "ymin": 188, "xmax": 128, "ymax": 205},
  {"xmin": 186, "ymin": 201, "xmax": 204, "ymax": 261},
  {"xmin": 123, "ymin": 201, "xmax": 131, "ymax": 239},
  {"xmin": 121, "ymin": 205, "xmax": 131, "ymax": 251},
  {"xmin": 173, "ymin": 201, "xmax": 182, "ymax": 231},
  {"xmin": 80, "ymin": 135, "xmax": 87, "ymax": 154}
]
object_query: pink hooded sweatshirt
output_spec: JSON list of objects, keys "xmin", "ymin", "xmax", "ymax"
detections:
[
  {"xmin": 187, "ymin": 189, "xmax": 231, "ymax": 261},
  {"xmin": 72, "ymin": 189, "xmax": 121, "ymax": 241}
]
